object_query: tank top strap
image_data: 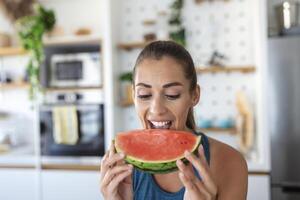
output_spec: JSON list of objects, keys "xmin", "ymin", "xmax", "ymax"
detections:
[{"xmin": 192, "ymin": 131, "xmax": 210, "ymax": 165}]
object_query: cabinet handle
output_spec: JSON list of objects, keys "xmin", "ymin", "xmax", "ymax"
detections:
[{"xmin": 273, "ymin": 182, "xmax": 300, "ymax": 193}]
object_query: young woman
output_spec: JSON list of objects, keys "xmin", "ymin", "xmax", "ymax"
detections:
[{"xmin": 100, "ymin": 41, "xmax": 248, "ymax": 200}]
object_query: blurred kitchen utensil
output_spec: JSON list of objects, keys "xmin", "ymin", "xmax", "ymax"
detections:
[
  {"xmin": 0, "ymin": 111, "xmax": 10, "ymax": 120},
  {"xmin": 0, "ymin": 112, "xmax": 28, "ymax": 147},
  {"xmin": 208, "ymin": 51, "xmax": 227, "ymax": 67},
  {"xmin": 0, "ymin": 32, "xmax": 11, "ymax": 47},
  {"xmin": 75, "ymin": 27, "xmax": 92, "ymax": 36},
  {"xmin": 213, "ymin": 118, "xmax": 235, "ymax": 129},
  {"xmin": 143, "ymin": 19, "xmax": 157, "ymax": 41},
  {"xmin": 236, "ymin": 91, "xmax": 254, "ymax": 155},
  {"xmin": 275, "ymin": 1, "xmax": 300, "ymax": 35},
  {"xmin": 198, "ymin": 119, "xmax": 213, "ymax": 128}
]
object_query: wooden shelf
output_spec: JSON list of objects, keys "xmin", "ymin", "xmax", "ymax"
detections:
[
  {"xmin": 198, "ymin": 127, "xmax": 237, "ymax": 134},
  {"xmin": 0, "ymin": 82, "xmax": 30, "ymax": 90},
  {"xmin": 0, "ymin": 47, "xmax": 27, "ymax": 56},
  {"xmin": 43, "ymin": 35, "xmax": 102, "ymax": 46},
  {"xmin": 196, "ymin": 66, "xmax": 256, "ymax": 73},
  {"xmin": 118, "ymin": 40, "xmax": 156, "ymax": 51},
  {"xmin": 42, "ymin": 164, "xmax": 100, "ymax": 171},
  {"xmin": 45, "ymin": 86, "xmax": 103, "ymax": 92}
]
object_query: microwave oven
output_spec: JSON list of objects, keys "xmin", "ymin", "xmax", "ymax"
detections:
[{"xmin": 49, "ymin": 52, "xmax": 102, "ymax": 88}]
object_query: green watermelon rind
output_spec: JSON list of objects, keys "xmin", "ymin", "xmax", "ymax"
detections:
[{"xmin": 115, "ymin": 135, "xmax": 201, "ymax": 174}]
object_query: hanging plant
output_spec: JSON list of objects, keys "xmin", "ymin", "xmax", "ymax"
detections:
[
  {"xmin": 169, "ymin": 0, "xmax": 186, "ymax": 46},
  {"xmin": 15, "ymin": 4, "xmax": 55, "ymax": 100}
]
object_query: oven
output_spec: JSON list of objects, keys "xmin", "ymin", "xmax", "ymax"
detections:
[{"xmin": 39, "ymin": 90, "xmax": 104, "ymax": 156}]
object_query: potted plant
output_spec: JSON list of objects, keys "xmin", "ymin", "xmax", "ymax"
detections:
[
  {"xmin": 119, "ymin": 72, "xmax": 133, "ymax": 106},
  {"xmin": 169, "ymin": 0, "xmax": 186, "ymax": 46},
  {"xmin": 15, "ymin": 4, "xmax": 55, "ymax": 100}
]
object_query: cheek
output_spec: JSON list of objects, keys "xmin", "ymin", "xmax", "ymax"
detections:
[
  {"xmin": 171, "ymin": 98, "xmax": 193, "ymax": 122},
  {"xmin": 135, "ymin": 102, "xmax": 147, "ymax": 120}
]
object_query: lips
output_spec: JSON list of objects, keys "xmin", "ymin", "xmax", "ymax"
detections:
[{"xmin": 148, "ymin": 120, "xmax": 172, "ymax": 129}]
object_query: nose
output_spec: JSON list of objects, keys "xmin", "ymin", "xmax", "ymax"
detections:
[{"xmin": 149, "ymin": 95, "xmax": 167, "ymax": 116}]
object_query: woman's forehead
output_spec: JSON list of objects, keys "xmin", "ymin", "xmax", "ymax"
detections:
[{"xmin": 135, "ymin": 57, "xmax": 187, "ymax": 84}]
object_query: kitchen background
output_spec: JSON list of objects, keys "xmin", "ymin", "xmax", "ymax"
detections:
[{"xmin": 0, "ymin": 0, "xmax": 298, "ymax": 199}]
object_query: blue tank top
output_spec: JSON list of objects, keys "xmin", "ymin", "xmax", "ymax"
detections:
[{"xmin": 132, "ymin": 131, "xmax": 210, "ymax": 200}]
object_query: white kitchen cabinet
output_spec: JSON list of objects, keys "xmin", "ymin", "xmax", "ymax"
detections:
[
  {"xmin": 41, "ymin": 170, "xmax": 103, "ymax": 200},
  {"xmin": 0, "ymin": 169, "xmax": 38, "ymax": 200},
  {"xmin": 247, "ymin": 175, "xmax": 270, "ymax": 200}
]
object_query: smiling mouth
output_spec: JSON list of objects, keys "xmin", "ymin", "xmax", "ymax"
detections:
[{"xmin": 148, "ymin": 120, "xmax": 172, "ymax": 129}]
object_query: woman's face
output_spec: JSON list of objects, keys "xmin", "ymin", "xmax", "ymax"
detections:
[{"xmin": 133, "ymin": 56, "xmax": 200, "ymax": 131}]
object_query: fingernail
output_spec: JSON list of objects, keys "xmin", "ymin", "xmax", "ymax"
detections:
[
  {"xmin": 199, "ymin": 145, "xmax": 204, "ymax": 153},
  {"xmin": 184, "ymin": 150, "xmax": 190, "ymax": 157},
  {"xmin": 119, "ymin": 153, "xmax": 125, "ymax": 157}
]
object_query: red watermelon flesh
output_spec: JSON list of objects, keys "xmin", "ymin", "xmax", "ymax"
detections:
[{"xmin": 115, "ymin": 129, "xmax": 201, "ymax": 162}]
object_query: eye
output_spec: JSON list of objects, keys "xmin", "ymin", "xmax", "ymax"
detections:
[
  {"xmin": 165, "ymin": 94, "xmax": 180, "ymax": 100},
  {"xmin": 137, "ymin": 94, "xmax": 152, "ymax": 100}
]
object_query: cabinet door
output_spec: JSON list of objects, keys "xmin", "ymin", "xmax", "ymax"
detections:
[
  {"xmin": 0, "ymin": 169, "xmax": 38, "ymax": 200},
  {"xmin": 247, "ymin": 175, "xmax": 270, "ymax": 200},
  {"xmin": 41, "ymin": 170, "xmax": 103, "ymax": 200}
]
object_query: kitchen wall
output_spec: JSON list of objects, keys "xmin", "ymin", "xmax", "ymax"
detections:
[{"xmin": 41, "ymin": 0, "xmax": 106, "ymax": 37}]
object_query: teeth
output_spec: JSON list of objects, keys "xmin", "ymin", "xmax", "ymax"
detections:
[
  {"xmin": 149, "ymin": 121, "xmax": 171, "ymax": 129},
  {"xmin": 152, "ymin": 121, "xmax": 169, "ymax": 126}
]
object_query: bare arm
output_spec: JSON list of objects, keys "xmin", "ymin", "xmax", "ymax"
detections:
[{"xmin": 210, "ymin": 139, "xmax": 248, "ymax": 200}]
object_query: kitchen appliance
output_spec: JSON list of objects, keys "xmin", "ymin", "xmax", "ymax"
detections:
[
  {"xmin": 275, "ymin": 1, "xmax": 300, "ymax": 35},
  {"xmin": 49, "ymin": 51, "xmax": 102, "ymax": 88},
  {"xmin": 268, "ymin": 36, "xmax": 300, "ymax": 199},
  {"xmin": 40, "ymin": 90, "xmax": 104, "ymax": 156}
]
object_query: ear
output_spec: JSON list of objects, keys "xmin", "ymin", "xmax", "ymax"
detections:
[
  {"xmin": 131, "ymin": 84, "xmax": 135, "ymax": 104},
  {"xmin": 191, "ymin": 84, "xmax": 200, "ymax": 106}
]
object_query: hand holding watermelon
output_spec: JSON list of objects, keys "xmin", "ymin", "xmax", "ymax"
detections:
[
  {"xmin": 99, "ymin": 142, "xmax": 133, "ymax": 200},
  {"xmin": 176, "ymin": 145, "xmax": 217, "ymax": 200}
]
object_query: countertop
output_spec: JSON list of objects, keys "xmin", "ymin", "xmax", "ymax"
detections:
[{"xmin": 0, "ymin": 145, "xmax": 269, "ymax": 174}]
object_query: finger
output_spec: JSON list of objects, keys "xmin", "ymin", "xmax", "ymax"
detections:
[
  {"xmin": 109, "ymin": 141, "xmax": 115, "ymax": 157},
  {"xmin": 177, "ymin": 158, "xmax": 213, "ymax": 196},
  {"xmin": 102, "ymin": 164, "xmax": 133, "ymax": 187},
  {"xmin": 108, "ymin": 168, "xmax": 133, "ymax": 190},
  {"xmin": 106, "ymin": 153, "xmax": 125, "ymax": 167},
  {"xmin": 185, "ymin": 149, "xmax": 216, "ymax": 193},
  {"xmin": 100, "ymin": 152, "xmax": 108, "ymax": 170},
  {"xmin": 101, "ymin": 153, "xmax": 126, "ymax": 173},
  {"xmin": 179, "ymin": 172, "xmax": 202, "ymax": 196},
  {"xmin": 100, "ymin": 152, "xmax": 109, "ymax": 179},
  {"xmin": 194, "ymin": 179, "xmax": 212, "ymax": 198},
  {"xmin": 176, "ymin": 159, "xmax": 195, "ymax": 181}
]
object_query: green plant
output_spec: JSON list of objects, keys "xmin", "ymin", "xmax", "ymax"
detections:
[
  {"xmin": 169, "ymin": 0, "xmax": 186, "ymax": 46},
  {"xmin": 119, "ymin": 72, "xmax": 133, "ymax": 82},
  {"xmin": 15, "ymin": 4, "xmax": 55, "ymax": 100}
]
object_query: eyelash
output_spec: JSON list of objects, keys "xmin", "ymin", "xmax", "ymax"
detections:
[{"xmin": 137, "ymin": 94, "xmax": 181, "ymax": 100}]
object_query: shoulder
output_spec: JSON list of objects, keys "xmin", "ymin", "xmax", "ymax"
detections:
[{"xmin": 208, "ymin": 137, "xmax": 248, "ymax": 199}]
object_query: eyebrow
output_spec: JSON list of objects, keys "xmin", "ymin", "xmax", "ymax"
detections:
[{"xmin": 135, "ymin": 82, "xmax": 183, "ymax": 88}]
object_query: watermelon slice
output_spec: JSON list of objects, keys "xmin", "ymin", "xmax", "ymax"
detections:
[{"xmin": 115, "ymin": 129, "xmax": 201, "ymax": 174}]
